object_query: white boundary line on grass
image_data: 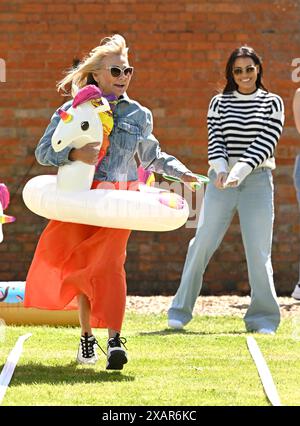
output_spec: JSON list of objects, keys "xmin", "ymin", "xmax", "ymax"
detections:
[
  {"xmin": 0, "ymin": 333, "xmax": 32, "ymax": 404},
  {"xmin": 246, "ymin": 336, "xmax": 281, "ymax": 406}
]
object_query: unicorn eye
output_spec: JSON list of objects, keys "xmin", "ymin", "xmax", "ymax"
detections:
[{"xmin": 81, "ymin": 121, "xmax": 89, "ymax": 131}]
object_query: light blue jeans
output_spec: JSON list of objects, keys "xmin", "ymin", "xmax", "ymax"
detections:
[
  {"xmin": 294, "ymin": 154, "xmax": 300, "ymax": 285},
  {"xmin": 168, "ymin": 168, "xmax": 281, "ymax": 332},
  {"xmin": 294, "ymin": 155, "xmax": 300, "ymax": 204}
]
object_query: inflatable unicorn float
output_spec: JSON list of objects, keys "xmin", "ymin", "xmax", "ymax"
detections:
[
  {"xmin": 0, "ymin": 184, "xmax": 15, "ymax": 243},
  {"xmin": 22, "ymin": 85, "xmax": 198, "ymax": 232},
  {"xmin": 0, "ymin": 184, "xmax": 20, "ymax": 305},
  {"xmin": 1, "ymin": 86, "xmax": 208, "ymax": 323}
]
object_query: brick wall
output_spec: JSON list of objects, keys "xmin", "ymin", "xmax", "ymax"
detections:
[{"xmin": 0, "ymin": 0, "xmax": 299, "ymax": 295}]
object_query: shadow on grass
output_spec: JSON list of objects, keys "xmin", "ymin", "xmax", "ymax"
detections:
[
  {"xmin": 229, "ymin": 304, "xmax": 249, "ymax": 310},
  {"xmin": 139, "ymin": 329, "xmax": 248, "ymax": 336},
  {"xmin": 279, "ymin": 301, "xmax": 300, "ymax": 312},
  {"xmin": 1, "ymin": 362, "xmax": 134, "ymax": 386},
  {"xmin": 231, "ymin": 300, "xmax": 300, "ymax": 313}
]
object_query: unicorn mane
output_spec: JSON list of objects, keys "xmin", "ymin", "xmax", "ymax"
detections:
[
  {"xmin": 72, "ymin": 85, "xmax": 103, "ymax": 108},
  {"xmin": 0, "ymin": 183, "xmax": 10, "ymax": 210}
]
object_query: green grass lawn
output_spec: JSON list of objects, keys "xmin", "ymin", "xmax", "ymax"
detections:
[{"xmin": 0, "ymin": 314, "xmax": 300, "ymax": 406}]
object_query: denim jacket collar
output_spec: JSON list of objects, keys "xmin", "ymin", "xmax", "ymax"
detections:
[{"xmin": 117, "ymin": 93, "xmax": 131, "ymax": 104}]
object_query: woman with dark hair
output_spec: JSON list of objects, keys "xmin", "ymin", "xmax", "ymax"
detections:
[
  {"xmin": 168, "ymin": 46, "xmax": 284, "ymax": 334},
  {"xmin": 223, "ymin": 46, "xmax": 267, "ymax": 93}
]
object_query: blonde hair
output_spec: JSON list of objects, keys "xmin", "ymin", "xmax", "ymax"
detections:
[{"xmin": 57, "ymin": 34, "xmax": 129, "ymax": 96}]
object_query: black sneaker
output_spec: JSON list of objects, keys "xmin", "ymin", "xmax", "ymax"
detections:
[
  {"xmin": 106, "ymin": 333, "xmax": 128, "ymax": 370},
  {"xmin": 77, "ymin": 333, "xmax": 103, "ymax": 365}
]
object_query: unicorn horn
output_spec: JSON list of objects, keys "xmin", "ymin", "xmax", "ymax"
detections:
[
  {"xmin": 57, "ymin": 108, "xmax": 73, "ymax": 123},
  {"xmin": 0, "ymin": 215, "xmax": 16, "ymax": 224},
  {"xmin": 0, "ymin": 213, "xmax": 15, "ymax": 244}
]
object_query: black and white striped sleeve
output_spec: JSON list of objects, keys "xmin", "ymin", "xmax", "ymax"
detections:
[
  {"xmin": 239, "ymin": 95, "xmax": 284, "ymax": 169},
  {"xmin": 226, "ymin": 95, "xmax": 284, "ymax": 186},
  {"xmin": 207, "ymin": 95, "xmax": 229, "ymax": 174}
]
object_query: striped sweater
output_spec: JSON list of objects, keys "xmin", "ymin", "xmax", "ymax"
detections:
[{"xmin": 207, "ymin": 89, "xmax": 284, "ymax": 185}]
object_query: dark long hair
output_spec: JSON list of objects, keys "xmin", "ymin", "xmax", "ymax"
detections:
[{"xmin": 223, "ymin": 46, "xmax": 268, "ymax": 93}]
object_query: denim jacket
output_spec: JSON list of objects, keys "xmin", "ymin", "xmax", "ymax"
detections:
[{"xmin": 35, "ymin": 93, "xmax": 191, "ymax": 182}]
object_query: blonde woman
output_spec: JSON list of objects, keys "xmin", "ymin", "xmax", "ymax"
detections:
[{"xmin": 24, "ymin": 35, "xmax": 199, "ymax": 370}]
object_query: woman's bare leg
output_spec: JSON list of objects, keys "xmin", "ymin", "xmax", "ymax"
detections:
[
  {"xmin": 77, "ymin": 294, "xmax": 92, "ymax": 336},
  {"xmin": 108, "ymin": 329, "xmax": 119, "ymax": 338}
]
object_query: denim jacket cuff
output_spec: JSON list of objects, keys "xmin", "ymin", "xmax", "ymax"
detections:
[
  {"xmin": 169, "ymin": 166, "xmax": 191, "ymax": 180},
  {"xmin": 57, "ymin": 146, "xmax": 73, "ymax": 166}
]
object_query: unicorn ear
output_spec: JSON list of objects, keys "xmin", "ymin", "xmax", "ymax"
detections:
[{"xmin": 94, "ymin": 97, "xmax": 111, "ymax": 113}]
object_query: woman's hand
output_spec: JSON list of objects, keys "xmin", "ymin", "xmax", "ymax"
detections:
[
  {"xmin": 69, "ymin": 142, "xmax": 100, "ymax": 165},
  {"xmin": 180, "ymin": 173, "xmax": 202, "ymax": 192},
  {"xmin": 224, "ymin": 179, "xmax": 239, "ymax": 188},
  {"xmin": 214, "ymin": 172, "xmax": 228, "ymax": 189}
]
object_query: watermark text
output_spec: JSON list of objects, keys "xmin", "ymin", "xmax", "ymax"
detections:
[{"xmin": 291, "ymin": 58, "xmax": 300, "ymax": 83}]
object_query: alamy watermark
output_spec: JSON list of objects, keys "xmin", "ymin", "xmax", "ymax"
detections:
[
  {"xmin": 93, "ymin": 180, "xmax": 205, "ymax": 229},
  {"xmin": 0, "ymin": 58, "xmax": 6, "ymax": 82},
  {"xmin": 291, "ymin": 58, "xmax": 300, "ymax": 83}
]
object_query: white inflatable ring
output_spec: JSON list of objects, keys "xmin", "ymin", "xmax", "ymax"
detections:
[
  {"xmin": 22, "ymin": 86, "xmax": 190, "ymax": 231},
  {"xmin": 23, "ymin": 176, "xmax": 189, "ymax": 232}
]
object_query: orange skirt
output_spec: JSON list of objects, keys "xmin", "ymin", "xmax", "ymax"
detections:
[{"xmin": 24, "ymin": 181, "xmax": 137, "ymax": 330}]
